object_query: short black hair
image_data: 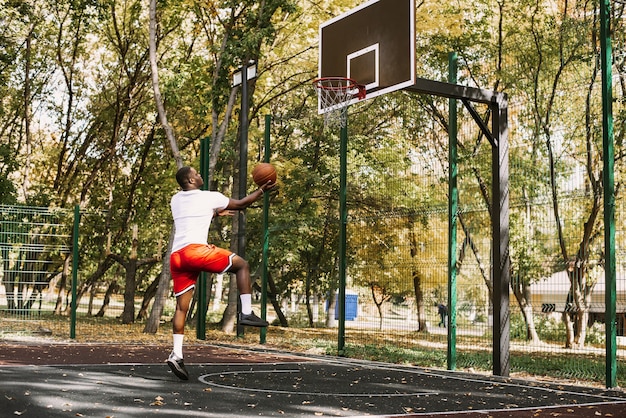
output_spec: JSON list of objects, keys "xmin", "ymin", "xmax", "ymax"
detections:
[{"xmin": 175, "ymin": 166, "xmax": 193, "ymax": 188}]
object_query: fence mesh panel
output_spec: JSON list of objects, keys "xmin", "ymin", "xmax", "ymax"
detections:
[{"xmin": 0, "ymin": 205, "xmax": 73, "ymax": 337}]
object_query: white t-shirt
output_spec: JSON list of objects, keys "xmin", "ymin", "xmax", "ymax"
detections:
[{"xmin": 170, "ymin": 189, "xmax": 230, "ymax": 252}]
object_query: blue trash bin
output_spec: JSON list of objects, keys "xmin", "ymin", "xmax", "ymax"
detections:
[{"xmin": 334, "ymin": 291, "xmax": 358, "ymax": 320}]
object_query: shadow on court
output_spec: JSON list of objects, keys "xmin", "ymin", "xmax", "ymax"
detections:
[{"xmin": 1, "ymin": 341, "xmax": 625, "ymax": 417}]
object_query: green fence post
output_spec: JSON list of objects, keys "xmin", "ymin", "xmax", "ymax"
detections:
[
  {"xmin": 600, "ymin": 0, "xmax": 616, "ymax": 389},
  {"xmin": 260, "ymin": 115, "xmax": 271, "ymax": 344},
  {"xmin": 197, "ymin": 137, "xmax": 210, "ymax": 340},
  {"xmin": 70, "ymin": 205, "xmax": 80, "ymax": 339},
  {"xmin": 448, "ymin": 52, "xmax": 458, "ymax": 370},
  {"xmin": 337, "ymin": 116, "xmax": 348, "ymax": 355}
]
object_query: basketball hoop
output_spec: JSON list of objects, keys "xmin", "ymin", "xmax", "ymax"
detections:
[{"xmin": 314, "ymin": 77, "xmax": 366, "ymax": 129}]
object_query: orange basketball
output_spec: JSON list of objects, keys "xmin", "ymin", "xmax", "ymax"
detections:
[{"xmin": 252, "ymin": 163, "xmax": 277, "ymax": 187}]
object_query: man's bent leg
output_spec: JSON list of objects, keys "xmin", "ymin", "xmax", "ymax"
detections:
[
  {"xmin": 230, "ymin": 255, "xmax": 252, "ymax": 295},
  {"xmin": 228, "ymin": 255, "xmax": 268, "ymax": 327}
]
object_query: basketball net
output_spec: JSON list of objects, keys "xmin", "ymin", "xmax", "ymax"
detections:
[{"xmin": 314, "ymin": 77, "xmax": 366, "ymax": 129}]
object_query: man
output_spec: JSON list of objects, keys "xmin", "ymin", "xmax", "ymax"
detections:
[
  {"xmin": 167, "ymin": 166, "xmax": 275, "ymax": 380},
  {"xmin": 438, "ymin": 303, "xmax": 448, "ymax": 328}
]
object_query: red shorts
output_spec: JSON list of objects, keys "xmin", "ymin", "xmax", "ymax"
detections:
[{"xmin": 170, "ymin": 244, "xmax": 235, "ymax": 296}]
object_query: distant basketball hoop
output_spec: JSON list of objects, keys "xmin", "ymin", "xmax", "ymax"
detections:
[{"xmin": 314, "ymin": 77, "xmax": 366, "ymax": 129}]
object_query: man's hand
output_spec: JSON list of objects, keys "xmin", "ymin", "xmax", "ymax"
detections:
[{"xmin": 259, "ymin": 180, "xmax": 277, "ymax": 194}]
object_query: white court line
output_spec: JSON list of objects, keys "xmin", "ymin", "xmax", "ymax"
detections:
[
  {"xmin": 193, "ymin": 356, "xmax": 626, "ymax": 404},
  {"xmin": 304, "ymin": 356, "xmax": 626, "ymax": 402},
  {"xmin": 348, "ymin": 400, "xmax": 626, "ymax": 417},
  {"xmin": 198, "ymin": 368, "xmax": 439, "ymax": 397}
]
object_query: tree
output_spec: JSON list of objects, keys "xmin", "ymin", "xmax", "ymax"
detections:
[{"xmin": 517, "ymin": 0, "xmax": 604, "ymax": 348}]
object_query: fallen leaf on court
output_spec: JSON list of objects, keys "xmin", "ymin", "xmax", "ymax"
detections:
[
  {"xmin": 594, "ymin": 412, "xmax": 601, "ymax": 416},
  {"xmin": 203, "ymin": 388, "xmax": 212, "ymax": 392},
  {"xmin": 13, "ymin": 411, "xmax": 24, "ymax": 416},
  {"xmin": 75, "ymin": 413, "xmax": 84, "ymax": 417},
  {"xmin": 133, "ymin": 399, "xmax": 144, "ymax": 403},
  {"xmin": 150, "ymin": 396, "xmax": 165, "ymax": 406},
  {"xmin": 314, "ymin": 413, "xmax": 323, "ymax": 416}
]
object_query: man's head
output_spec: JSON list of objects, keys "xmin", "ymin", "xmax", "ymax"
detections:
[{"xmin": 176, "ymin": 166, "xmax": 203, "ymax": 190}]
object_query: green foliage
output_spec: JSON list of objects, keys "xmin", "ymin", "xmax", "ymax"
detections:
[{"xmin": 343, "ymin": 343, "xmax": 448, "ymax": 367}]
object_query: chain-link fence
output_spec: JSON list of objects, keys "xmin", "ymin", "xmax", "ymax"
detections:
[
  {"xmin": 0, "ymin": 205, "xmax": 74, "ymax": 337},
  {"xmin": 1, "ymin": 102, "xmax": 625, "ymax": 388}
]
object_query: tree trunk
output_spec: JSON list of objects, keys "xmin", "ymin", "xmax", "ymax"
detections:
[
  {"xmin": 121, "ymin": 257, "xmax": 137, "ymax": 324},
  {"xmin": 267, "ymin": 272, "xmax": 288, "ymax": 326},
  {"xmin": 137, "ymin": 274, "xmax": 159, "ymax": 320},
  {"xmin": 325, "ymin": 290, "xmax": 336, "ymax": 328},
  {"xmin": 143, "ymin": 228, "xmax": 173, "ymax": 334},
  {"xmin": 574, "ymin": 310, "xmax": 589, "ymax": 347},
  {"xmin": 305, "ymin": 266, "xmax": 314, "ymax": 327},
  {"xmin": 87, "ymin": 285, "xmax": 95, "ymax": 316},
  {"xmin": 408, "ymin": 214, "xmax": 427, "ymax": 332},
  {"xmin": 511, "ymin": 274, "xmax": 540, "ymax": 342},
  {"xmin": 562, "ymin": 311, "xmax": 575, "ymax": 348},
  {"xmin": 149, "ymin": 0, "xmax": 181, "ymax": 168},
  {"xmin": 96, "ymin": 280, "xmax": 119, "ymax": 318},
  {"xmin": 222, "ymin": 273, "xmax": 238, "ymax": 332},
  {"xmin": 412, "ymin": 273, "xmax": 428, "ymax": 332},
  {"xmin": 144, "ymin": 0, "xmax": 179, "ymax": 335},
  {"xmin": 521, "ymin": 305, "xmax": 539, "ymax": 342},
  {"xmin": 22, "ymin": 24, "xmax": 34, "ymax": 200},
  {"xmin": 212, "ymin": 273, "xmax": 224, "ymax": 311},
  {"xmin": 221, "ymin": 210, "xmax": 239, "ymax": 332},
  {"xmin": 54, "ymin": 255, "xmax": 70, "ymax": 315},
  {"xmin": 371, "ymin": 284, "xmax": 388, "ymax": 331}
]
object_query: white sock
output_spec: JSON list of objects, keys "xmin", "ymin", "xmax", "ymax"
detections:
[
  {"xmin": 173, "ymin": 333, "xmax": 184, "ymax": 358},
  {"xmin": 240, "ymin": 293, "xmax": 252, "ymax": 315}
]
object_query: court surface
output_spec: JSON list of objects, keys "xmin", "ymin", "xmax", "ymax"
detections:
[{"xmin": 1, "ymin": 341, "xmax": 625, "ymax": 417}]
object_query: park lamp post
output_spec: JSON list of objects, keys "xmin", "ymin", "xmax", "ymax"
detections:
[
  {"xmin": 232, "ymin": 60, "xmax": 257, "ymax": 254},
  {"xmin": 233, "ymin": 60, "xmax": 257, "ymax": 336}
]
